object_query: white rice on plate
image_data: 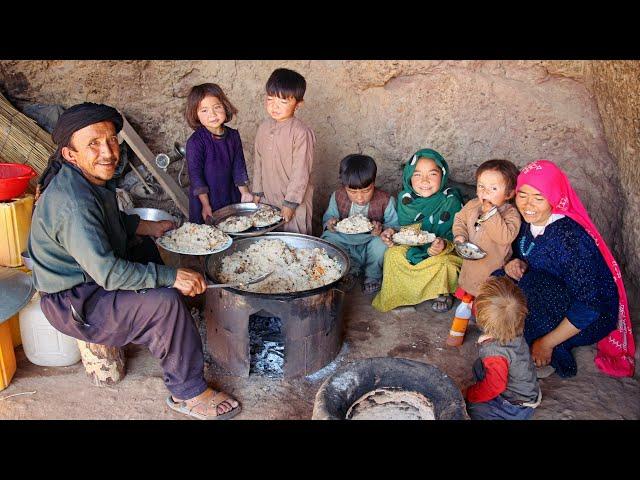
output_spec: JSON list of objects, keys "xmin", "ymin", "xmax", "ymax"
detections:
[
  {"xmin": 335, "ymin": 214, "xmax": 373, "ymax": 234},
  {"xmin": 392, "ymin": 228, "xmax": 436, "ymax": 246},
  {"xmin": 218, "ymin": 239, "xmax": 343, "ymax": 293},
  {"xmin": 251, "ymin": 205, "xmax": 283, "ymax": 227},
  {"xmin": 217, "ymin": 215, "xmax": 253, "ymax": 233},
  {"xmin": 158, "ymin": 222, "xmax": 231, "ymax": 254}
]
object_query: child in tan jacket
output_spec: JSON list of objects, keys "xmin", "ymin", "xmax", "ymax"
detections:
[
  {"xmin": 447, "ymin": 159, "xmax": 521, "ymax": 346},
  {"xmin": 252, "ymin": 68, "xmax": 316, "ymax": 235}
]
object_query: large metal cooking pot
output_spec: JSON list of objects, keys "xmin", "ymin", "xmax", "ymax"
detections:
[{"xmin": 205, "ymin": 232, "xmax": 350, "ymax": 299}]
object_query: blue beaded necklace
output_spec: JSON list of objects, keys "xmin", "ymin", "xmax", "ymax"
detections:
[{"xmin": 519, "ymin": 235, "xmax": 535, "ymax": 257}]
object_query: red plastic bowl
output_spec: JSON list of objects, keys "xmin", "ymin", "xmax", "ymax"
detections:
[{"xmin": 0, "ymin": 163, "xmax": 37, "ymax": 201}]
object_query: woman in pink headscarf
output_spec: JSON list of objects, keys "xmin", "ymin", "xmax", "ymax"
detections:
[{"xmin": 497, "ymin": 160, "xmax": 634, "ymax": 378}]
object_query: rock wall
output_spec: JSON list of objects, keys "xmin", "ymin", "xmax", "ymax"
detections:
[
  {"xmin": 585, "ymin": 61, "xmax": 640, "ymax": 292},
  {"xmin": 0, "ymin": 60, "xmax": 635, "ymax": 287}
]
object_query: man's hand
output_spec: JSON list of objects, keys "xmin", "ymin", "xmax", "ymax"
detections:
[
  {"xmin": 371, "ymin": 220, "xmax": 383, "ymax": 237},
  {"xmin": 428, "ymin": 237, "xmax": 446, "ymax": 256},
  {"xmin": 531, "ymin": 336, "xmax": 554, "ymax": 367},
  {"xmin": 173, "ymin": 268, "xmax": 207, "ymax": 297},
  {"xmin": 201, "ymin": 205, "xmax": 213, "ymax": 223},
  {"xmin": 504, "ymin": 258, "xmax": 528, "ymax": 281},
  {"xmin": 326, "ymin": 217, "xmax": 338, "ymax": 232},
  {"xmin": 282, "ymin": 205, "xmax": 295, "ymax": 222},
  {"xmin": 453, "ymin": 235, "xmax": 466, "ymax": 244},
  {"xmin": 380, "ymin": 228, "xmax": 396, "ymax": 247},
  {"xmin": 136, "ymin": 219, "xmax": 176, "ymax": 238},
  {"xmin": 253, "ymin": 195, "xmax": 262, "ymax": 204}
]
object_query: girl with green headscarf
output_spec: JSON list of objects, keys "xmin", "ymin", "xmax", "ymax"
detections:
[{"xmin": 372, "ymin": 148, "xmax": 463, "ymax": 312}]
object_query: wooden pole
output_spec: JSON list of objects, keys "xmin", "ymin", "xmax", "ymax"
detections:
[
  {"xmin": 118, "ymin": 114, "xmax": 189, "ymax": 217},
  {"xmin": 76, "ymin": 341, "xmax": 126, "ymax": 386}
]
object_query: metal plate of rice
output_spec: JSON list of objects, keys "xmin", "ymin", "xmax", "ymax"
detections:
[
  {"xmin": 392, "ymin": 229, "xmax": 436, "ymax": 246},
  {"xmin": 157, "ymin": 222, "xmax": 232, "ymax": 255},
  {"xmin": 335, "ymin": 214, "xmax": 374, "ymax": 234},
  {"xmin": 210, "ymin": 203, "xmax": 285, "ymax": 237}
]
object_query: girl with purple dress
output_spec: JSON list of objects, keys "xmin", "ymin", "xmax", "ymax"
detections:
[{"xmin": 184, "ymin": 83, "xmax": 254, "ymax": 223}]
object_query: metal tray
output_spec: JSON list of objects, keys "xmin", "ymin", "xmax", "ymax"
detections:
[
  {"xmin": 0, "ymin": 266, "xmax": 36, "ymax": 323},
  {"xmin": 209, "ymin": 203, "xmax": 286, "ymax": 238},
  {"xmin": 156, "ymin": 229, "xmax": 233, "ymax": 256}
]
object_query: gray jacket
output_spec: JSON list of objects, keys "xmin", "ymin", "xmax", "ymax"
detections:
[
  {"xmin": 28, "ymin": 162, "xmax": 176, "ymax": 293},
  {"xmin": 478, "ymin": 336, "xmax": 540, "ymax": 405}
]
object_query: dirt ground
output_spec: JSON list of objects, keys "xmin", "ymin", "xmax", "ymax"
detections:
[{"xmin": 1, "ymin": 276, "xmax": 638, "ymax": 420}]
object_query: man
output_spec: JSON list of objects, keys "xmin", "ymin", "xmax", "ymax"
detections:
[{"xmin": 28, "ymin": 102, "xmax": 241, "ymax": 420}]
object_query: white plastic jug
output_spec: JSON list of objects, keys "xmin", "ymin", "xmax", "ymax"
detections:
[{"xmin": 19, "ymin": 293, "xmax": 81, "ymax": 367}]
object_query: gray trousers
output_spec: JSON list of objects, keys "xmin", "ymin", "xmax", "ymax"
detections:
[{"xmin": 321, "ymin": 230, "xmax": 388, "ymax": 280}]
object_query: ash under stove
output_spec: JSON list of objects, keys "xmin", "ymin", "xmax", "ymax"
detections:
[{"xmin": 249, "ymin": 313, "xmax": 284, "ymax": 378}]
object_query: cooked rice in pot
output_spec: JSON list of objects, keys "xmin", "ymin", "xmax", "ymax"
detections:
[{"xmin": 218, "ymin": 239, "xmax": 343, "ymax": 293}]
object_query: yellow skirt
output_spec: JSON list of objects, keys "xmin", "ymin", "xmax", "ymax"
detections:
[{"xmin": 371, "ymin": 243, "xmax": 462, "ymax": 312}]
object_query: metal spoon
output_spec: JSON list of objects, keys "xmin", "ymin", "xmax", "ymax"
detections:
[{"xmin": 207, "ymin": 271, "xmax": 274, "ymax": 289}]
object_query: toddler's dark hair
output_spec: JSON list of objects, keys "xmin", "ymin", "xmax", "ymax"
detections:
[
  {"xmin": 339, "ymin": 154, "xmax": 377, "ymax": 189},
  {"xmin": 266, "ymin": 68, "xmax": 306, "ymax": 101},
  {"xmin": 475, "ymin": 159, "xmax": 520, "ymax": 194},
  {"xmin": 185, "ymin": 83, "xmax": 238, "ymax": 130}
]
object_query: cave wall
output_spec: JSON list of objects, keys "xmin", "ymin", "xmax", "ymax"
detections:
[{"xmin": 0, "ymin": 59, "xmax": 635, "ymax": 289}]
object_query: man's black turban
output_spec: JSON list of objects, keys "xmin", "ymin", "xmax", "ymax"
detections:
[
  {"xmin": 51, "ymin": 102, "xmax": 123, "ymax": 148},
  {"xmin": 39, "ymin": 103, "xmax": 124, "ymax": 193}
]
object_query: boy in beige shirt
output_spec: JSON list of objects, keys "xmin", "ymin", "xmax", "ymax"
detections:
[
  {"xmin": 447, "ymin": 159, "xmax": 522, "ymax": 346},
  {"xmin": 252, "ymin": 68, "xmax": 316, "ymax": 235}
]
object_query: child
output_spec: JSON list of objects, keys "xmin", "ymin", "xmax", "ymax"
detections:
[
  {"xmin": 372, "ymin": 148, "xmax": 463, "ymax": 313},
  {"xmin": 447, "ymin": 159, "xmax": 521, "ymax": 345},
  {"xmin": 252, "ymin": 68, "xmax": 316, "ymax": 235},
  {"xmin": 464, "ymin": 276, "xmax": 542, "ymax": 420},
  {"xmin": 321, "ymin": 154, "xmax": 399, "ymax": 294},
  {"xmin": 184, "ymin": 83, "xmax": 253, "ymax": 224}
]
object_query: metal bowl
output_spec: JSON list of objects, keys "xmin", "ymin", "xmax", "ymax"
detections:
[
  {"xmin": 454, "ymin": 241, "xmax": 487, "ymax": 260},
  {"xmin": 21, "ymin": 250, "xmax": 34, "ymax": 270},
  {"xmin": 205, "ymin": 232, "xmax": 351, "ymax": 299},
  {"xmin": 209, "ymin": 203, "xmax": 285, "ymax": 237},
  {"xmin": 125, "ymin": 207, "xmax": 179, "ymax": 224}
]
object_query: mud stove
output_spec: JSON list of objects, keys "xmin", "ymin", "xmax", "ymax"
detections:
[{"xmin": 204, "ymin": 233, "xmax": 350, "ymax": 378}]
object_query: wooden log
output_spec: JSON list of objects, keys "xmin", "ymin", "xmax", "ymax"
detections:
[{"xmin": 76, "ymin": 341, "xmax": 126, "ymax": 387}]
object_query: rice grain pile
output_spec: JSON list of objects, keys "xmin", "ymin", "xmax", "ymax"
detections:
[
  {"xmin": 217, "ymin": 215, "xmax": 253, "ymax": 233},
  {"xmin": 218, "ymin": 239, "xmax": 343, "ymax": 293},
  {"xmin": 392, "ymin": 228, "xmax": 435, "ymax": 245},
  {"xmin": 158, "ymin": 222, "xmax": 230, "ymax": 254},
  {"xmin": 335, "ymin": 214, "xmax": 373, "ymax": 234},
  {"xmin": 251, "ymin": 205, "xmax": 283, "ymax": 227}
]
